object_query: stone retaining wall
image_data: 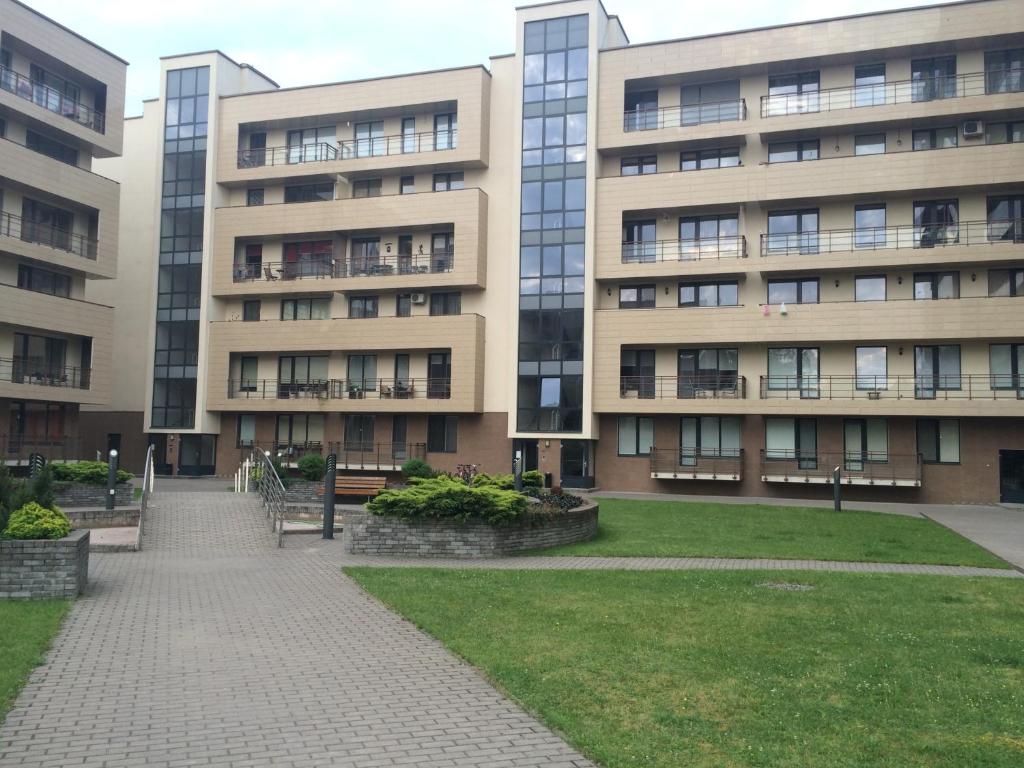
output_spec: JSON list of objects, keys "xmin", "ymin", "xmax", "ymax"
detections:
[
  {"xmin": 0, "ymin": 530, "xmax": 90, "ymax": 599},
  {"xmin": 283, "ymin": 480, "xmax": 322, "ymax": 504},
  {"xmin": 66, "ymin": 507, "xmax": 140, "ymax": 528},
  {"xmin": 342, "ymin": 500, "xmax": 598, "ymax": 558},
  {"xmin": 54, "ymin": 483, "xmax": 133, "ymax": 509}
]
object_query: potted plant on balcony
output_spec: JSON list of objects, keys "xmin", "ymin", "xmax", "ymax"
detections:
[{"xmin": 348, "ymin": 383, "xmax": 364, "ymax": 399}]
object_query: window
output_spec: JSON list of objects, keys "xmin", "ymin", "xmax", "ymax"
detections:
[
  {"xmin": 679, "ymin": 214, "xmax": 740, "ymax": 259},
  {"xmin": 401, "ymin": 117, "xmax": 416, "ymax": 153},
  {"xmin": 621, "ymin": 155, "xmax": 657, "ymax": 175},
  {"xmin": 619, "ymin": 284, "xmax": 656, "ymax": 309},
  {"xmin": 434, "ymin": 113, "xmax": 457, "ymax": 150},
  {"xmin": 354, "ymin": 121, "xmax": 384, "ymax": 157},
  {"xmin": 856, "ymin": 347, "xmax": 888, "ymax": 390},
  {"xmin": 985, "ymin": 48, "xmax": 1023, "ymax": 94},
  {"xmin": 677, "ymin": 348, "xmax": 738, "ymax": 395},
  {"xmin": 234, "ymin": 356, "xmax": 259, "ymax": 393},
  {"xmin": 854, "ymin": 63, "xmax": 887, "ymax": 107},
  {"xmin": 767, "ymin": 140, "xmax": 819, "ymax": 163},
  {"xmin": 985, "ymin": 121, "xmax": 1023, "ymax": 145},
  {"xmin": 242, "ymin": 300, "xmax": 260, "ymax": 322},
  {"xmin": 912, "ymin": 127, "xmax": 958, "ymax": 150},
  {"xmin": 275, "ymin": 414, "xmax": 325, "ymax": 451},
  {"xmin": 346, "ymin": 355, "xmax": 377, "ymax": 392},
  {"xmin": 855, "ymin": 134, "xmax": 886, "ymax": 156},
  {"xmin": 282, "ymin": 240, "xmax": 334, "ymax": 279},
  {"xmin": 352, "ymin": 178, "xmax": 382, "ymax": 198},
  {"xmin": 399, "ymin": 176, "xmax": 415, "ymax": 194},
  {"xmin": 349, "ymin": 238, "xmax": 380, "ymax": 275},
  {"xmin": 680, "ymin": 147, "xmax": 740, "ymax": 170},
  {"xmin": 990, "ymin": 344, "xmax": 1024, "ymax": 390},
  {"xmin": 854, "ymin": 204, "xmax": 887, "ymax": 249},
  {"xmin": 765, "ymin": 417, "xmax": 817, "ymax": 467},
  {"xmin": 286, "ymin": 126, "xmax": 335, "ymax": 163},
  {"xmin": 620, "ymin": 349, "xmax": 655, "ymax": 397},
  {"xmin": 767, "ymin": 278, "xmax": 818, "ymax": 305},
  {"xmin": 429, "ymin": 292, "xmax": 462, "ymax": 316},
  {"xmin": 680, "ymin": 80, "xmax": 741, "ymax": 124},
  {"xmin": 428, "ymin": 352, "xmax": 451, "ymax": 398},
  {"xmin": 913, "ymin": 272, "xmax": 959, "ymax": 300},
  {"xmin": 396, "ymin": 293, "xmax": 412, "ymax": 317},
  {"xmin": 284, "ymin": 182, "xmax": 333, "ymax": 203},
  {"xmin": 16, "ymin": 265, "xmax": 70, "ymax": 298},
  {"xmin": 911, "ymin": 56, "xmax": 957, "ymax": 102},
  {"xmin": 915, "ymin": 345, "xmax": 961, "ymax": 396},
  {"xmin": 624, "ymin": 90, "xmax": 658, "ymax": 131},
  {"xmin": 914, "ymin": 200, "xmax": 959, "ymax": 246},
  {"xmin": 767, "ymin": 348, "xmax": 819, "ymax": 395},
  {"xmin": 432, "ymin": 172, "xmax": 464, "ymax": 191},
  {"xmin": 917, "ymin": 419, "xmax": 960, "ymax": 463},
  {"xmin": 344, "ymin": 415, "xmax": 375, "ymax": 451},
  {"xmin": 21, "ymin": 198, "xmax": 73, "ymax": 250},
  {"xmin": 246, "ymin": 188, "xmax": 264, "ymax": 206},
  {"xmin": 844, "ymin": 418, "xmax": 889, "ymax": 468},
  {"xmin": 679, "ymin": 416, "xmax": 741, "ymax": 465},
  {"xmin": 766, "ymin": 71, "xmax": 820, "ymax": 115},
  {"xmin": 427, "ymin": 415, "xmax": 458, "ymax": 452},
  {"xmin": 988, "ymin": 268, "xmax": 1024, "ymax": 296},
  {"xmin": 679, "ymin": 281, "xmax": 739, "ymax": 307},
  {"xmin": 766, "ymin": 209, "xmax": 819, "ymax": 254},
  {"xmin": 622, "ymin": 220, "xmax": 656, "ymax": 263},
  {"xmin": 278, "ymin": 356, "xmax": 328, "ymax": 390},
  {"xmin": 987, "ymin": 195, "xmax": 1024, "ymax": 242},
  {"xmin": 348, "ymin": 296, "xmax": 379, "ymax": 318},
  {"xmin": 25, "ymin": 130, "xmax": 78, "ymax": 166},
  {"xmin": 236, "ymin": 415, "xmax": 256, "ymax": 448},
  {"xmin": 855, "ymin": 275, "xmax": 886, "ymax": 301},
  {"xmin": 617, "ymin": 416, "xmax": 653, "ymax": 456},
  {"xmin": 281, "ymin": 297, "xmax": 330, "ymax": 320}
]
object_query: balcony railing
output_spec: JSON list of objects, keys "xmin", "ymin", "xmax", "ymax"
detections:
[
  {"xmin": 760, "ymin": 449, "xmax": 922, "ymax": 486},
  {"xmin": 228, "ymin": 378, "xmax": 453, "ymax": 400},
  {"xmin": 233, "ymin": 260, "xmax": 338, "ymax": 282},
  {"xmin": 759, "ymin": 220, "xmax": 1023, "ymax": 257},
  {"xmin": 236, "ymin": 128, "xmax": 458, "ymax": 168},
  {"xmin": 624, "ymin": 99, "xmax": 746, "ymax": 131},
  {"xmin": 760, "ymin": 68, "xmax": 1023, "ymax": 117},
  {"xmin": 0, "ymin": 211, "xmax": 98, "ymax": 260},
  {"xmin": 650, "ymin": 447, "xmax": 743, "ymax": 480},
  {"xmin": 760, "ymin": 375, "xmax": 1024, "ymax": 401},
  {"xmin": 1, "ymin": 357, "xmax": 91, "ymax": 389},
  {"xmin": 621, "ymin": 236, "xmax": 746, "ymax": 263},
  {"xmin": 326, "ymin": 442, "xmax": 427, "ymax": 470},
  {"xmin": 1, "ymin": 434, "xmax": 81, "ymax": 463},
  {"xmin": 620, "ymin": 375, "xmax": 746, "ymax": 400},
  {"xmin": 0, "ymin": 65, "xmax": 105, "ymax": 133},
  {"xmin": 233, "ymin": 250, "xmax": 455, "ymax": 282}
]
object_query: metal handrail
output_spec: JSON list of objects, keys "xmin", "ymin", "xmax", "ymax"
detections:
[
  {"xmin": 760, "ymin": 449, "xmax": 923, "ymax": 485},
  {"xmin": 139, "ymin": 443, "xmax": 155, "ymax": 543},
  {"xmin": 233, "ymin": 259, "xmax": 338, "ymax": 282},
  {"xmin": 236, "ymin": 128, "xmax": 459, "ymax": 168},
  {"xmin": 620, "ymin": 375, "xmax": 746, "ymax": 399},
  {"xmin": 1, "ymin": 357, "xmax": 91, "ymax": 389},
  {"xmin": 252, "ymin": 447, "xmax": 287, "ymax": 533},
  {"xmin": 650, "ymin": 447, "xmax": 744, "ymax": 478},
  {"xmin": 325, "ymin": 442, "xmax": 427, "ymax": 470},
  {"xmin": 1, "ymin": 434, "xmax": 80, "ymax": 462},
  {"xmin": 760, "ymin": 67, "xmax": 1023, "ymax": 117},
  {"xmin": 624, "ymin": 98, "xmax": 746, "ymax": 131},
  {"xmin": 0, "ymin": 211, "xmax": 98, "ymax": 260},
  {"xmin": 621, "ymin": 236, "xmax": 746, "ymax": 263},
  {"xmin": 760, "ymin": 374, "xmax": 1024, "ymax": 400},
  {"xmin": 759, "ymin": 219, "xmax": 1024, "ymax": 257},
  {"xmin": 232, "ymin": 249, "xmax": 456, "ymax": 282},
  {"xmin": 0, "ymin": 64, "xmax": 105, "ymax": 133},
  {"xmin": 229, "ymin": 378, "xmax": 453, "ymax": 400}
]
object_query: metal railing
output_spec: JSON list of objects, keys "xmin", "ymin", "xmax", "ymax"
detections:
[
  {"xmin": 229, "ymin": 378, "xmax": 453, "ymax": 401},
  {"xmin": 0, "ymin": 64, "xmax": 106, "ymax": 133},
  {"xmin": 759, "ymin": 220, "xmax": 1023, "ymax": 257},
  {"xmin": 0, "ymin": 211, "xmax": 98, "ymax": 260},
  {"xmin": 760, "ymin": 68, "xmax": 1023, "ymax": 117},
  {"xmin": 233, "ymin": 250, "xmax": 455, "ymax": 282},
  {"xmin": 624, "ymin": 98, "xmax": 746, "ymax": 131},
  {"xmin": 1, "ymin": 357, "xmax": 91, "ymax": 389},
  {"xmin": 1, "ymin": 434, "xmax": 81, "ymax": 463},
  {"xmin": 252, "ymin": 448, "xmax": 288, "ymax": 533},
  {"xmin": 325, "ymin": 442, "xmax": 426, "ymax": 470},
  {"xmin": 138, "ymin": 443, "xmax": 155, "ymax": 543},
  {"xmin": 236, "ymin": 128, "xmax": 458, "ymax": 168},
  {"xmin": 233, "ymin": 259, "xmax": 337, "ymax": 282},
  {"xmin": 760, "ymin": 449, "xmax": 923, "ymax": 485},
  {"xmin": 650, "ymin": 448, "xmax": 744, "ymax": 479},
  {"xmin": 620, "ymin": 375, "xmax": 746, "ymax": 400},
  {"xmin": 621, "ymin": 236, "xmax": 746, "ymax": 263},
  {"xmin": 760, "ymin": 374, "xmax": 1024, "ymax": 401}
]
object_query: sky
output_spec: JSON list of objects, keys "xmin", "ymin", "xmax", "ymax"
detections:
[{"xmin": 23, "ymin": 0, "xmax": 959, "ymax": 116}]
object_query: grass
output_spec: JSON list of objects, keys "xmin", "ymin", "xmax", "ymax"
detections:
[
  {"xmin": 0, "ymin": 600, "xmax": 70, "ymax": 723},
  {"xmin": 535, "ymin": 498, "xmax": 1008, "ymax": 567},
  {"xmin": 349, "ymin": 567, "xmax": 1024, "ymax": 768},
  {"xmin": 132, "ymin": 486, "xmax": 143, "ymax": 501}
]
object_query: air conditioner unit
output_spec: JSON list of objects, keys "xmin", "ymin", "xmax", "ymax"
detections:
[
  {"xmin": 962, "ymin": 119, "xmax": 984, "ymax": 138},
  {"xmin": 410, "ymin": 292, "xmax": 427, "ymax": 304}
]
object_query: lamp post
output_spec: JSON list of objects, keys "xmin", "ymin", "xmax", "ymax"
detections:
[
  {"xmin": 106, "ymin": 449, "xmax": 119, "ymax": 511},
  {"xmin": 833, "ymin": 465, "xmax": 842, "ymax": 511},
  {"xmin": 323, "ymin": 453, "xmax": 337, "ymax": 539}
]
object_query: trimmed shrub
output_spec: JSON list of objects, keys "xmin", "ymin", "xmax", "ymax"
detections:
[
  {"xmin": 3, "ymin": 502, "xmax": 71, "ymax": 540},
  {"xmin": 297, "ymin": 453, "xmax": 326, "ymax": 481},
  {"xmin": 400, "ymin": 458, "xmax": 434, "ymax": 480},
  {"xmin": 51, "ymin": 461, "xmax": 132, "ymax": 486},
  {"xmin": 522, "ymin": 470, "xmax": 544, "ymax": 488},
  {"xmin": 368, "ymin": 475, "xmax": 527, "ymax": 525},
  {"xmin": 472, "ymin": 471, "xmax": 543, "ymax": 490}
]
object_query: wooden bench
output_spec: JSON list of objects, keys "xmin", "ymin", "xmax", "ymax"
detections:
[{"xmin": 328, "ymin": 475, "xmax": 388, "ymax": 499}]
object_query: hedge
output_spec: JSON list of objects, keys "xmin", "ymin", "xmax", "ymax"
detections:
[
  {"xmin": 52, "ymin": 461, "xmax": 132, "ymax": 485},
  {"xmin": 368, "ymin": 476, "xmax": 527, "ymax": 525},
  {"xmin": 2, "ymin": 502, "xmax": 71, "ymax": 540}
]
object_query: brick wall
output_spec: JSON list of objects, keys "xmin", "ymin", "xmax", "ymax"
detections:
[
  {"xmin": 343, "ymin": 501, "xmax": 598, "ymax": 558},
  {"xmin": 53, "ymin": 482, "xmax": 133, "ymax": 509},
  {"xmin": 66, "ymin": 508, "xmax": 140, "ymax": 528},
  {"xmin": 0, "ymin": 530, "xmax": 90, "ymax": 599}
]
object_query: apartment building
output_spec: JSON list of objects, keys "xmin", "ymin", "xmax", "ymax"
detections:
[
  {"xmin": 0, "ymin": 0, "xmax": 125, "ymax": 468},
  {"xmin": 91, "ymin": 0, "xmax": 1024, "ymax": 504}
]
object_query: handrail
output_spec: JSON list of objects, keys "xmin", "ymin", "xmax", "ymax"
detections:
[
  {"xmin": 760, "ymin": 449, "xmax": 923, "ymax": 485},
  {"xmin": 624, "ymin": 98, "xmax": 746, "ymax": 131},
  {"xmin": 236, "ymin": 128, "xmax": 459, "ymax": 168},
  {"xmin": 326, "ymin": 441, "xmax": 427, "ymax": 469},
  {"xmin": 620, "ymin": 375, "xmax": 746, "ymax": 399},
  {"xmin": 1, "ymin": 357, "xmax": 91, "ymax": 390},
  {"xmin": 0, "ymin": 64, "xmax": 105, "ymax": 133},
  {"xmin": 229, "ymin": 377, "xmax": 453, "ymax": 400},
  {"xmin": 139, "ymin": 443, "xmax": 155, "ymax": 544},
  {"xmin": 0, "ymin": 211, "xmax": 98, "ymax": 260},
  {"xmin": 650, "ymin": 447, "xmax": 743, "ymax": 478},
  {"xmin": 760, "ymin": 374, "xmax": 1024, "ymax": 400},
  {"xmin": 233, "ymin": 249, "xmax": 456, "ymax": 282},
  {"xmin": 621, "ymin": 236, "xmax": 746, "ymax": 263},
  {"xmin": 252, "ymin": 447, "xmax": 287, "ymax": 534},
  {"xmin": 760, "ymin": 67, "xmax": 1023, "ymax": 117}
]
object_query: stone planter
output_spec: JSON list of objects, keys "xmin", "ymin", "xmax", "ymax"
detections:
[
  {"xmin": 283, "ymin": 479, "xmax": 323, "ymax": 504},
  {"xmin": 343, "ymin": 500, "xmax": 598, "ymax": 558},
  {"xmin": 0, "ymin": 529, "xmax": 90, "ymax": 599},
  {"xmin": 53, "ymin": 482, "xmax": 133, "ymax": 509},
  {"xmin": 65, "ymin": 508, "xmax": 140, "ymax": 528}
]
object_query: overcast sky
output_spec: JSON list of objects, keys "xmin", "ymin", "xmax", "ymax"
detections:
[{"xmin": 25, "ymin": 0, "xmax": 956, "ymax": 115}]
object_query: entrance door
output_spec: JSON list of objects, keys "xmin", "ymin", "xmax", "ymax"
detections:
[
  {"xmin": 512, "ymin": 439, "xmax": 539, "ymax": 474},
  {"xmin": 178, "ymin": 434, "xmax": 216, "ymax": 476},
  {"xmin": 560, "ymin": 440, "xmax": 594, "ymax": 488},
  {"xmin": 999, "ymin": 450, "xmax": 1024, "ymax": 503}
]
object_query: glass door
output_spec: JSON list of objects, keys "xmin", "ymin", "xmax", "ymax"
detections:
[
  {"xmin": 560, "ymin": 440, "xmax": 594, "ymax": 488},
  {"xmin": 392, "ymin": 416, "xmax": 408, "ymax": 461},
  {"xmin": 427, "ymin": 352, "xmax": 451, "ymax": 398}
]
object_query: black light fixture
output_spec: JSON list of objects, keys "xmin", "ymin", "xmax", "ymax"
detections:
[
  {"xmin": 898, "ymin": 346, "xmax": 904, "ymax": 356},
  {"xmin": 971, "ymin": 273, "xmax": 977, "ymax": 282},
  {"xmin": 834, "ymin": 279, "xmax": 840, "ymax": 288},
  {"xmin": 607, "ymin": 286, "xmax": 612, "ymax": 296}
]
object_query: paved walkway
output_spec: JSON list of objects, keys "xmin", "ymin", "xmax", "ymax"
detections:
[
  {"xmin": 0, "ymin": 492, "xmax": 596, "ymax": 768},
  {"xmin": 923, "ymin": 505, "xmax": 1024, "ymax": 570}
]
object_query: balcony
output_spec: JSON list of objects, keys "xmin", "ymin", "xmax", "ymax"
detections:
[
  {"xmin": 760, "ymin": 374, "xmax": 1023, "ymax": 401},
  {"xmin": 620, "ymin": 375, "xmax": 747, "ymax": 400},
  {"xmin": 227, "ymin": 378, "xmax": 452, "ymax": 401},
  {"xmin": 760, "ymin": 450, "xmax": 922, "ymax": 487},
  {"xmin": 232, "ymin": 249, "xmax": 455, "ymax": 283},
  {"xmin": 236, "ymin": 129, "xmax": 458, "ymax": 169},
  {"xmin": 271, "ymin": 441, "xmax": 426, "ymax": 472},
  {"xmin": 621, "ymin": 236, "xmax": 747, "ymax": 264},
  {"xmin": 0, "ymin": 211, "xmax": 98, "ymax": 260},
  {"xmin": 1, "ymin": 435, "xmax": 82, "ymax": 465},
  {"xmin": 0, "ymin": 65, "xmax": 105, "ymax": 133},
  {"xmin": 624, "ymin": 99, "xmax": 746, "ymax": 132},
  {"xmin": 650, "ymin": 448, "xmax": 743, "ymax": 481},
  {"xmin": 1, "ymin": 358, "xmax": 91, "ymax": 390}
]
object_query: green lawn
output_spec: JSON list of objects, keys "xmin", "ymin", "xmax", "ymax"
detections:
[
  {"xmin": 349, "ymin": 568, "xmax": 1024, "ymax": 768},
  {"xmin": 0, "ymin": 600, "xmax": 70, "ymax": 723},
  {"xmin": 536, "ymin": 498, "xmax": 1007, "ymax": 567}
]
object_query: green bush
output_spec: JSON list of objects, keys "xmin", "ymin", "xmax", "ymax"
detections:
[
  {"xmin": 368, "ymin": 475, "xmax": 527, "ymax": 525},
  {"xmin": 472, "ymin": 471, "xmax": 543, "ymax": 490},
  {"xmin": 2, "ymin": 502, "xmax": 71, "ymax": 540},
  {"xmin": 25, "ymin": 466, "xmax": 56, "ymax": 510},
  {"xmin": 51, "ymin": 461, "xmax": 132, "ymax": 486},
  {"xmin": 522, "ymin": 470, "xmax": 544, "ymax": 488},
  {"xmin": 400, "ymin": 458, "xmax": 434, "ymax": 480},
  {"xmin": 0, "ymin": 466, "xmax": 61, "ymax": 531},
  {"xmin": 297, "ymin": 453, "xmax": 326, "ymax": 481}
]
